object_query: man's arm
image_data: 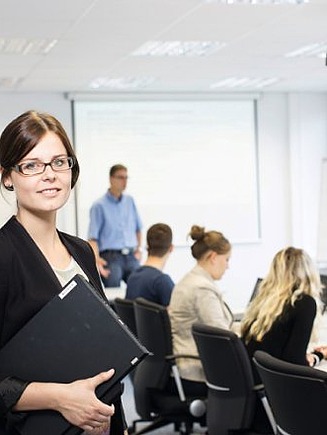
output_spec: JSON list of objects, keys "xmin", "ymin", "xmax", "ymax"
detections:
[
  {"xmin": 134, "ymin": 230, "xmax": 142, "ymax": 261},
  {"xmin": 88, "ymin": 239, "xmax": 110, "ymax": 278}
]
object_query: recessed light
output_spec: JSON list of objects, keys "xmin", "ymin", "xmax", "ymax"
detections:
[
  {"xmin": 205, "ymin": 0, "xmax": 308, "ymax": 4},
  {"xmin": 0, "ymin": 38, "xmax": 57, "ymax": 55},
  {"xmin": 211, "ymin": 77, "xmax": 279, "ymax": 89},
  {"xmin": 284, "ymin": 42, "xmax": 326, "ymax": 58},
  {"xmin": 89, "ymin": 76, "xmax": 156, "ymax": 90},
  {"xmin": 132, "ymin": 41, "xmax": 226, "ymax": 57},
  {"xmin": 0, "ymin": 77, "xmax": 23, "ymax": 88}
]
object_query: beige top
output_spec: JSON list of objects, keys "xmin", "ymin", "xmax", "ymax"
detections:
[
  {"xmin": 169, "ymin": 264, "xmax": 233, "ymax": 382},
  {"xmin": 52, "ymin": 257, "xmax": 88, "ymax": 287}
]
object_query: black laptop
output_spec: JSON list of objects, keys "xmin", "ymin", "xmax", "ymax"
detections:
[
  {"xmin": 0, "ymin": 274, "xmax": 149, "ymax": 434},
  {"xmin": 233, "ymin": 277, "xmax": 263, "ymax": 322}
]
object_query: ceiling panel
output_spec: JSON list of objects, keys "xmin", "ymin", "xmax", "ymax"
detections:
[{"xmin": 0, "ymin": 0, "xmax": 326, "ymax": 93}]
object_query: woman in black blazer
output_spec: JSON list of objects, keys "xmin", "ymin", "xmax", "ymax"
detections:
[{"xmin": 0, "ymin": 111, "xmax": 126, "ymax": 435}]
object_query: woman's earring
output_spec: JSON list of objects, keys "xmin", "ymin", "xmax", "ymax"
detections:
[{"xmin": 5, "ymin": 184, "xmax": 14, "ymax": 191}]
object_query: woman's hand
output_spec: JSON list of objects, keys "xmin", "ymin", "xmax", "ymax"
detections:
[
  {"xmin": 314, "ymin": 345, "xmax": 327, "ymax": 359},
  {"xmin": 306, "ymin": 353, "xmax": 317, "ymax": 367},
  {"xmin": 55, "ymin": 369, "xmax": 116, "ymax": 431}
]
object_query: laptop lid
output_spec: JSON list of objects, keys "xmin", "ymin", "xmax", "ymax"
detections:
[
  {"xmin": 233, "ymin": 277, "xmax": 263, "ymax": 322},
  {"xmin": 0, "ymin": 274, "xmax": 149, "ymax": 434}
]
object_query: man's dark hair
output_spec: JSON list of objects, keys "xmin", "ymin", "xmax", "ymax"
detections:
[
  {"xmin": 147, "ymin": 223, "xmax": 172, "ymax": 257},
  {"xmin": 109, "ymin": 164, "xmax": 127, "ymax": 177}
]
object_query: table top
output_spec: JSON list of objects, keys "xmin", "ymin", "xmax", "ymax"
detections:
[{"xmin": 104, "ymin": 287, "xmax": 126, "ymax": 301}]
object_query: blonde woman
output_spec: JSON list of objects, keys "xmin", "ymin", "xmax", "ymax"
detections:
[
  {"xmin": 169, "ymin": 225, "xmax": 233, "ymax": 396},
  {"xmin": 241, "ymin": 246, "xmax": 321, "ymax": 432}
]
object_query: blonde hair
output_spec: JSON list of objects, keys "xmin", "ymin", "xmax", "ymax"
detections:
[{"xmin": 241, "ymin": 247, "xmax": 321, "ymax": 343}]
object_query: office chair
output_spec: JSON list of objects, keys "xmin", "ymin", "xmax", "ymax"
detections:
[
  {"xmin": 253, "ymin": 350, "xmax": 327, "ymax": 435},
  {"xmin": 192, "ymin": 324, "xmax": 276, "ymax": 435},
  {"xmin": 113, "ymin": 297, "xmax": 138, "ymax": 383},
  {"xmin": 113, "ymin": 297, "xmax": 138, "ymax": 337},
  {"xmin": 130, "ymin": 297, "xmax": 206, "ymax": 435}
]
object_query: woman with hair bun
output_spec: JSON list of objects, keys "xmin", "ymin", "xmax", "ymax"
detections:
[{"xmin": 169, "ymin": 225, "xmax": 233, "ymax": 396}]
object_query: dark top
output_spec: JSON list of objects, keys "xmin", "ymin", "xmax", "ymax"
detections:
[
  {"xmin": 126, "ymin": 265, "xmax": 174, "ymax": 306},
  {"xmin": 243, "ymin": 294, "xmax": 317, "ymax": 383},
  {"xmin": 0, "ymin": 216, "xmax": 125, "ymax": 434}
]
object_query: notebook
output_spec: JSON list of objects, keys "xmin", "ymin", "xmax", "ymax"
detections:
[{"xmin": 0, "ymin": 274, "xmax": 149, "ymax": 435}]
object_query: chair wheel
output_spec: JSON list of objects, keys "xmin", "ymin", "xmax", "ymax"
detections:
[{"xmin": 178, "ymin": 422, "xmax": 192, "ymax": 434}]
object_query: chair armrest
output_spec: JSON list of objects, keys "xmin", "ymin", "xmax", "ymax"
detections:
[
  {"xmin": 253, "ymin": 383, "xmax": 265, "ymax": 392},
  {"xmin": 171, "ymin": 364, "xmax": 186, "ymax": 401},
  {"xmin": 166, "ymin": 353, "xmax": 200, "ymax": 361},
  {"xmin": 254, "ymin": 384, "xmax": 277, "ymax": 435},
  {"xmin": 164, "ymin": 354, "xmax": 199, "ymax": 402}
]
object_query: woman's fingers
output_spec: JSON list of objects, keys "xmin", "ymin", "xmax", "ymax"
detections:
[
  {"xmin": 90, "ymin": 369, "xmax": 115, "ymax": 389},
  {"xmin": 84, "ymin": 418, "xmax": 111, "ymax": 434}
]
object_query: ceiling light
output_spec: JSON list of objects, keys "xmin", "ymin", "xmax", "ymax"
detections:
[
  {"xmin": 132, "ymin": 41, "xmax": 226, "ymax": 57},
  {"xmin": 205, "ymin": 0, "xmax": 308, "ymax": 4},
  {"xmin": 0, "ymin": 38, "xmax": 57, "ymax": 55},
  {"xmin": 211, "ymin": 77, "xmax": 279, "ymax": 89},
  {"xmin": 0, "ymin": 77, "xmax": 23, "ymax": 88},
  {"xmin": 284, "ymin": 42, "xmax": 327, "ymax": 58},
  {"xmin": 89, "ymin": 76, "xmax": 155, "ymax": 90}
]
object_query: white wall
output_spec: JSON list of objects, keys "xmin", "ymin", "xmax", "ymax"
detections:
[
  {"xmin": 288, "ymin": 94, "xmax": 327, "ymax": 257},
  {"xmin": 0, "ymin": 92, "xmax": 326, "ymax": 311},
  {"xmin": 165, "ymin": 93, "xmax": 292, "ymax": 310},
  {"xmin": 165, "ymin": 93, "xmax": 327, "ymax": 311}
]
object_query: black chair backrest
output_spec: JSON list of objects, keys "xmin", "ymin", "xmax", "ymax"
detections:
[
  {"xmin": 192, "ymin": 323, "xmax": 255, "ymax": 395},
  {"xmin": 133, "ymin": 297, "xmax": 174, "ymax": 418},
  {"xmin": 192, "ymin": 323, "xmax": 257, "ymax": 434},
  {"xmin": 113, "ymin": 297, "xmax": 137, "ymax": 337},
  {"xmin": 253, "ymin": 350, "xmax": 327, "ymax": 435}
]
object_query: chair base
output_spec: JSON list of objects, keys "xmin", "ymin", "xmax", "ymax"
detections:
[
  {"xmin": 229, "ymin": 430, "xmax": 274, "ymax": 435},
  {"xmin": 129, "ymin": 417, "xmax": 195, "ymax": 434}
]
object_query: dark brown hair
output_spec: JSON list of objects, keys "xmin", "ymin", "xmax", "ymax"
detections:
[
  {"xmin": 189, "ymin": 225, "xmax": 231, "ymax": 260},
  {"xmin": 147, "ymin": 223, "xmax": 172, "ymax": 257},
  {"xmin": 109, "ymin": 164, "xmax": 127, "ymax": 177},
  {"xmin": 0, "ymin": 110, "xmax": 79, "ymax": 190}
]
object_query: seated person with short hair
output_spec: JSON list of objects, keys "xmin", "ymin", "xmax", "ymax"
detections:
[{"xmin": 126, "ymin": 223, "xmax": 174, "ymax": 306}]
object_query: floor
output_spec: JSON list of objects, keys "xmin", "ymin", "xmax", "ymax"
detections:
[{"xmin": 121, "ymin": 376, "xmax": 207, "ymax": 434}]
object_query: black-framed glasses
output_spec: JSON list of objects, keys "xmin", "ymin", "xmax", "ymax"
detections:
[{"xmin": 13, "ymin": 156, "xmax": 75, "ymax": 176}]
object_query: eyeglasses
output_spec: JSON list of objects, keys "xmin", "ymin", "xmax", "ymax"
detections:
[
  {"xmin": 112, "ymin": 175, "xmax": 128, "ymax": 180},
  {"xmin": 13, "ymin": 156, "xmax": 75, "ymax": 176}
]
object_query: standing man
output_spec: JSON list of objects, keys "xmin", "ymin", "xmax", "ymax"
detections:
[
  {"xmin": 88, "ymin": 164, "xmax": 142, "ymax": 287},
  {"xmin": 126, "ymin": 223, "xmax": 174, "ymax": 306}
]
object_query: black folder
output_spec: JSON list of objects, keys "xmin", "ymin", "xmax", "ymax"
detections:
[{"xmin": 0, "ymin": 274, "xmax": 149, "ymax": 434}]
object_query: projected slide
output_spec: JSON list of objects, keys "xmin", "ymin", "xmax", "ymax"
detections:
[{"xmin": 73, "ymin": 99, "xmax": 260, "ymax": 245}]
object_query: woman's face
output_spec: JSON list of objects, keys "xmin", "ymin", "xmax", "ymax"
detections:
[
  {"xmin": 210, "ymin": 251, "xmax": 231, "ymax": 280},
  {"xmin": 6, "ymin": 131, "xmax": 72, "ymax": 217}
]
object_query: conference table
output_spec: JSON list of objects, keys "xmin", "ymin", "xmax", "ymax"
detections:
[{"xmin": 104, "ymin": 286, "xmax": 126, "ymax": 301}]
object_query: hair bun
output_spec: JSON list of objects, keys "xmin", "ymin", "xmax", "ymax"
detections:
[{"xmin": 190, "ymin": 225, "xmax": 205, "ymax": 241}]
